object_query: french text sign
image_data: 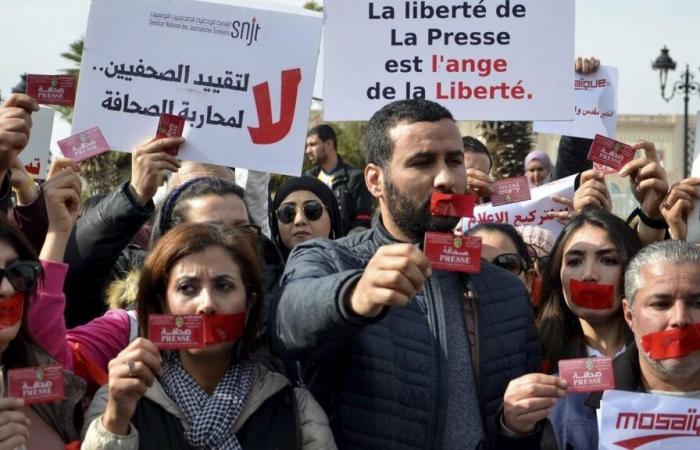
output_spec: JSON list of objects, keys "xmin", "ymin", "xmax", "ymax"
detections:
[
  {"xmin": 72, "ymin": 0, "xmax": 321, "ymax": 176},
  {"xmin": 323, "ymin": 0, "xmax": 575, "ymax": 120}
]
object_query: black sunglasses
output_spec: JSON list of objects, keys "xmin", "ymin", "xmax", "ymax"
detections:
[
  {"xmin": 276, "ymin": 201, "xmax": 326, "ymax": 224},
  {"xmin": 0, "ymin": 261, "xmax": 41, "ymax": 293},
  {"xmin": 491, "ymin": 253, "xmax": 526, "ymax": 276}
]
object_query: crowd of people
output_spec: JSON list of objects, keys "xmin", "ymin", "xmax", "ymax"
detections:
[{"xmin": 0, "ymin": 56, "xmax": 698, "ymax": 450}]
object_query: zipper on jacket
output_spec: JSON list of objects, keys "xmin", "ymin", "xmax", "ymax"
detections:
[{"xmin": 425, "ymin": 277, "xmax": 443, "ymax": 450}]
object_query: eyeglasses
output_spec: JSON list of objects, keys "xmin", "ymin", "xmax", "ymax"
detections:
[
  {"xmin": 490, "ymin": 253, "xmax": 527, "ymax": 276},
  {"xmin": 275, "ymin": 201, "xmax": 326, "ymax": 224},
  {"xmin": 0, "ymin": 261, "xmax": 41, "ymax": 292}
]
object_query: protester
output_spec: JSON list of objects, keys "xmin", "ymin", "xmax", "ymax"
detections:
[
  {"xmin": 304, "ymin": 124, "xmax": 373, "ymax": 234},
  {"xmin": 537, "ymin": 208, "xmax": 643, "ymax": 370},
  {"xmin": 524, "ymin": 151, "xmax": 552, "ymax": 188},
  {"xmin": 466, "ymin": 223, "xmax": 533, "ymax": 290},
  {"xmin": 462, "ymin": 135, "xmax": 494, "ymax": 201},
  {"xmin": 544, "ymin": 240, "xmax": 700, "ymax": 449},
  {"xmin": 81, "ymin": 223, "xmax": 335, "ymax": 449},
  {"xmin": 270, "ymin": 176, "xmax": 344, "ymax": 261},
  {"xmin": 274, "ymin": 99, "xmax": 541, "ymax": 449},
  {"xmin": 660, "ymin": 177, "xmax": 700, "ymax": 240}
]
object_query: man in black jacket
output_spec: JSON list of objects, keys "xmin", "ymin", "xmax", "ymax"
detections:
[
  {"xmin": 304, "ymin": 124, "xmax": 372, "ymax": 234},
  {"xmin": 275, "ymin": 99, "xmax": 541, "ymax": 449}
]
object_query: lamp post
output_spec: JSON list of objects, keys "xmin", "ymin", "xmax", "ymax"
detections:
[{"xmin": 652, "ymin": 46, "xmax": 700, "ymax": 178}]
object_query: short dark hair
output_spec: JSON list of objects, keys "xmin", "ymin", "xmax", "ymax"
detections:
[
  {"xmin": 307, "ymin": 124, "xmax": 337, "ymax": 150},
  {"xmin": 365, "ymin": 99, "xmax": 454, "ymax": 168},
  {"xmin": 466, "ymin": 222, "xmax": 530, "ymax": 269},
  {"xmin": 462, "ymin": 136, "xmax": 492, "ymax": 170}
]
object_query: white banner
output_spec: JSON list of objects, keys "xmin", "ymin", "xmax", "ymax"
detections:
[
  {"xmin": 323, "ymin": 0, "xmax": 575, "ymax": 121},
  {"xmin": 599, "ymin": 390, "xmax": 700, "ymax": 450},
  {"xmin": 21, "ymin": 107, "xmax": 54, "ymax": 180},
  {"xmin": 462, "ymin": 174, "xmax": 576, "ymax": 236},
  {"xmin": 72, "ymin": 0, "xmax": 322, "ymax": 176},
  {"xmin": 686, "ymin": 112, "xmax": 700, "ymax": 243},
  {"xmin": 534, "ymin": 65, "xmax": 619, "ymax": 139}
]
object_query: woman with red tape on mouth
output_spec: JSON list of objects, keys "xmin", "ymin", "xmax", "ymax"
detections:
[{"xmin": 536, "ymin": 208, "xmax": 643, "ymax": 373}]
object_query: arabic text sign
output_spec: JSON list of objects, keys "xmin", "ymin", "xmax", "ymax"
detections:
[
  {"xmin": 323, "ymin": 0, "xmax": 574, "ymax": 121},
  {"xmin": 534, "ymin": 66, "xmax": 618, "ymax": 139},
  {"xmin": 22, "ymin": 107, "xmax": 54, "ymax": 180},
  {"xmin": 599, "ymin": 390, "xmax": 700, "ymax": 450},
  {"xmin": 73, "ymin": 0, "xmax": 321, "ymax": 176},
  {"xmin": 462, "ymin": 174, "xmax": 576, "ymax": 236}
]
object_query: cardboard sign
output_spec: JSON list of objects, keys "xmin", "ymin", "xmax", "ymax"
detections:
[
  {"xmin": 490, "ymin": 176, "xmax": 531, "ymax": 206},
  {"xmin": 8, "ymin": 365, "xmax": 65, "ymax": 404},
  {"xmin": 599, "ymin": 390, "xmax": 700, "ymax": 449},
  {"xmin": 26, "ymin": 75, "xmax": 76, "ymax": 106},
  {"xmin": 57, "ymin": 127, "xmax": 110, "ymax": 161},
  {"xmin": 558, "ymin": 356, "xmax": 615, "ymax": 393},
  {"xmin": 587, "ymin": 134, "xmax": 635, "ymax": 172},
  {"xmin": 423, "ymin": 232, "xmax": 481, "ymax": 273},
  {"xmin": 323, "ymin": 0, "xmax": 574, "ymax": 120},
  {"xmin": 20, "ymin": 106, "xmax": 54, "ymax": 180},
  {"xmin": 156, "ymin": 114, "xmax": 185, "ymax": 156},
  {"xmin": 534, "ymin": 66, "xmax": 619, "ymax": 139},
  {"xmin": 72, "ymin": 0, "xmax": 321, "ymax": 176},
  {"xmin": 149, "ymin": 315, "xmax": 204, "ymax": 349}
]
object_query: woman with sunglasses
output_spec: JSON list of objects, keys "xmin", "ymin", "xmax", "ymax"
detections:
[
  {"xmin": 270, "ymin": 176, "xmax": 344, "ymax": 261},
  {"xmin": 82, "ymin": 223, "xmax": 335, "ymax": 449}
]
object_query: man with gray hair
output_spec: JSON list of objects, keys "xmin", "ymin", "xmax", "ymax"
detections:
[{"xmin": 543, "ymin": 240, "xmax": 700, "ymax": 449}]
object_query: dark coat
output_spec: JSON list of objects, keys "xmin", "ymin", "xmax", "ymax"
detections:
[{"xmin": 273, "ymin": 219, "xmax": 542, "ymax": 449}]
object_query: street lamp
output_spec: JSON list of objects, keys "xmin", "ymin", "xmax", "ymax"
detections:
[{"xmin": 651, "ymin": 46, "xmax": 700, "ymax": 177}]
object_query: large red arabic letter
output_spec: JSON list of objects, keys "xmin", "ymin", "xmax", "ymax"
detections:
[{"xmin": 248, "ymin": 68, "xmax": 302, "ymax": 145}]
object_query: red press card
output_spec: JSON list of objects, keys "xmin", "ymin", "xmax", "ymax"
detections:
[
  {"xmin": 26, "ymin": 75, "xmax": 76, "ymax": 106},
  {"xmin": 8, "ymin": 365, "xmax": 65, "ymax": 404},
  {"xmin": 423, "ymin": 232, "xmax": 481, "ymax": 273},
  {"xmin": 57, "ymin": 127, "xmax": 110, "ymax": 162},
  {"xmin": 490, "ymin": 176, "xmax": 531, "ymax": 206},
  {"xmin": 587, "ymin": 134, "xmax": 636, "ymax": 172},
  {"xmin": 149, "ymin": 315, "xmax": 205, "ymax": 349},
  {"xmin": 558, "ymin": 356, "xmax": 615, "ymax": 393},
  {"xmin": 156, "ymin": 114, "xmax": 185, "ymax": 156}
]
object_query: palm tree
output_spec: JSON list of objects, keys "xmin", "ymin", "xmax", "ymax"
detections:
[{"xmin": 478, "ymin": 121, "xmax": 533, "ymax": 180}]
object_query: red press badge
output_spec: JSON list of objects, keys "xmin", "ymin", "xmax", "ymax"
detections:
[
  {"xmin": 569, "ymin": 279, "xmax": 615, "ymax": 310},
  {"xmin": 490, "ymin": 176, "xmax": 531, "ymax": 206},
  {"xmin": 641, "ymin": 322, "xmax": 700, "ymax": 360},
  {"xmin": 429, "ymin": 193, "xmax": 477, "ymax": 218},
  {"xmin": 423, "ymin": 232, "xmax": 481, "ymax": 273},
  {"xmin": 558, "ymin": 356, "xmax": 615, "ymax": 393},
  {"xmin": 0, "ymin": 293, "xmax": 24, "ymax": 329},
  {"xmin": 155, "ymin": 114, "xmax": 185, "ymax": 156},
  {"xmin": 149, "ymin": 315, "xmax": 204, "ymax": 349},
  {"xmin": 203, "ymin": 313, "xmax": 247, "ymax": 345},
  {"xmin": 8, "ymin": 365, "xmax": 65, "ymax": 404},
  {"xmin": 57, "ymin": 127, "xmax": 110, "ymax": 162},
  {"xmin": 587, "ymin": 134, "xmax": 636, "ymax": 172},
  {"xmin": 26, "ymin": 75, "xmax": 75, "ymax": 106}
]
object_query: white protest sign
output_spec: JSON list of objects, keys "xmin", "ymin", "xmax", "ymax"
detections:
[
  {"xmin": 685, "ymin": 112, "xmax": 700, "ymax": 243},
  {"xmin": 72, "ymin": 0, "xmax": 321, "ymax": 176},
  {"xmin": 462, "ymin": 174, "xmax": 576, "ymax": 236},
  {"xmin": 322, "ymin": 0, "xmax": 575, "ymax": 121},
  {"xmin": 21, "ymin": 107, "xmax": 54, "ymax": 180},
  {"xmin": 599, "ymin": 390, "xmax": 700, "ymax": 450},
  {"xmin": 534, "ymin": 66, "xmax": 619, "ymax": 139}
]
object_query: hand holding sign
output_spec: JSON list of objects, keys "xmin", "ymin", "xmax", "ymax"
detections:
[
  {"xmin": 573, "ymin": 169, "xmax": 612, "ymax": 212},
  {"xmin": 503, "ymin": 373, "xmax": 567, "ymax": 434},
  {"xmin": 661, "ymin": 177, "xmax": 700, "ymax": 240},
  {"xmin": 130, "ymin": 137, "xmax": 183, "ymax": 207},
  {"xmin": 0, "ymin": 94, "xmax": 39, "ymax": 170},
  {"xmin": 347, "ymin": 244, "xmax": 432, "ymax": 318},
  {"xmin": 0, "ymin": 398, "xmax": 30, "ymax": 450},
  {"xmin": 104, "ymin": 337, "xmax": 162, "ymax": 436},
  {"xmin": 43, "ymin": 160, "xmax": 82, "ymax": 235},
  {"xmin": 466, "ymin": 168, "xmax": 494, "ymax": 198},
  {"xmin": 619, "ymin": 141, "xmax": 669, "ymax": 221},
  {"xmin": 575, "ymin": 56, "xmax": 600, "ymax": 74}
]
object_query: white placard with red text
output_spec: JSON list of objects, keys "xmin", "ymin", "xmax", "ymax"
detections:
[
  {"xmin": 323, "ymin": 0, "xmax": 575, "ymax": 121},
  {"xmin": 599, "ymin": 390, "xmax": 700, "ymax": 450},
  {"xmin": 72, "ymin": 0, "xmax": 321, "ymax": 176},
  {"xmin": 534, "ymin": 66, "xmax": 618, "ymax": 139},
  {"xmin": 21, "ymin": 107, "xmax": 54, "ymax": 180},
  {"xmin": 462, "ymin": 174, "xmax": 576, "ymax": 236}
]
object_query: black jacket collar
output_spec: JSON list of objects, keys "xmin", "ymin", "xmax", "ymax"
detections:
[{"xmin": 585, "ymin": 343, "xmax": 645, "ymax": 409}]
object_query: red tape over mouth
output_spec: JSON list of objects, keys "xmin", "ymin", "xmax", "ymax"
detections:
[
  {"xmin": 641, "ymin": 322, "xmax": 700, "ymax": 360},
  {"xmin": 569, "ymin": 279, "xmax": 615, "ymax": 310},
  {"xmin": 429, "ymin": 193, "xmax": 477, "ymax": 218},
  {"xmin": 0, "ymin": 293, "xmax": 24, "ymax": 329},
  {"xmin": 203, "ymin": 312, "xmax": 247, "ymax": 345}
]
